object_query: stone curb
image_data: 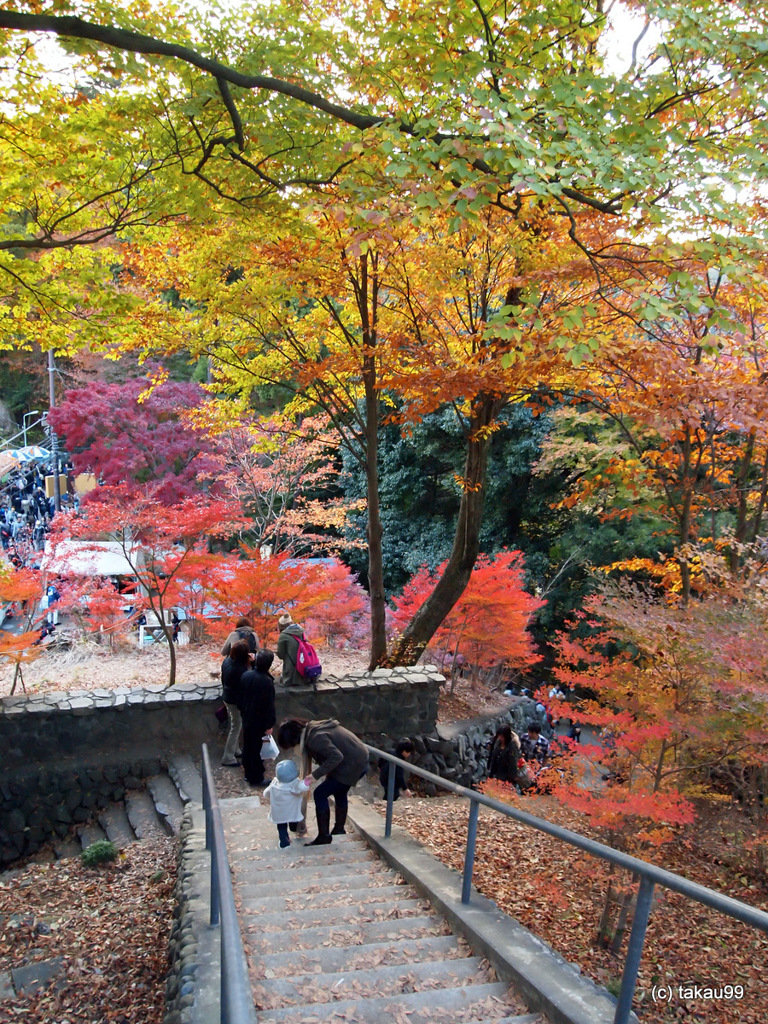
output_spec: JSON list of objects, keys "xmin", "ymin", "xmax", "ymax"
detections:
[{"xmin": 163, "ymin": 807, "xmax": 219, "ymax": 1024}]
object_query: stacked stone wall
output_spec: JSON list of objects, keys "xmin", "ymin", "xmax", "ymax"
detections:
[
  {"xmin": 0, "ymin": 758, "xmax": 162, "ymax": 866},
  {"xmin": 408, "ymin": 697, "xmax": 548, "ymax": 790},
  {"xmin": 0, "ymin": 666, "xmax": 443, "ymax": 865}
]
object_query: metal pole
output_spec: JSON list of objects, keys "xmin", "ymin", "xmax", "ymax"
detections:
[
  {"xmin": 613, "ymin": 875, "xmax": 655, "ymax": 1024},
  {"xmin": 201, "ymin": 745, "xmax": 220, "ymax": 926},
  {"xmin": 47, "ymin": 352, "xmax": 61, "ymax": 513},
  {"xmin": 385, "ymin": 760, "xmax": 396, "ymax": 838},
  {"xmin": 461, "ymin": 799, "xmax": 480, "ymax": 905}
]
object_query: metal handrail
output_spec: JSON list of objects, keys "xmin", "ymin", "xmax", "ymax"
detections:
[
  {"xmin": 369, "ymin": 745, "xmax": 768, "ymax": 1024},
  {"xmin": 201, "ymin": 744, "xmax": 257, "ymax": 1024}
]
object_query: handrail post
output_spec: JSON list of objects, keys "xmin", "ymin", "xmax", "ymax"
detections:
[
  {"xmin": 200, "ymin": 743, "xmax": 256, "ymax": 1024},
  {"xmin": 202, "ymin": 745, "xmax": 220, "ymax": 927},
  {"xmin": 461, "ymin": 799, "xmax": 480, "ymax": 905},
  {"xmin": 613, "ymin": 874, "xmax": 655, "ymax": 1024},
  {"xmin": 385, "ymin": 759, "xmax": 396, "ymax": 838}
]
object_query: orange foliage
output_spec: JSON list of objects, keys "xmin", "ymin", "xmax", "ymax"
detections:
[
  {"xmin": 203, "ymin": 548, "xmax": 367, "ymax": 650},
  {"xmin": 389, "ymin": 550, "xmax": 543, "ymax": 670}
]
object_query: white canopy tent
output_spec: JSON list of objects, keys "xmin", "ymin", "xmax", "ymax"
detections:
[{"xmin": 40, "ymin": 539, "xmax": 139, "ymax": 578}]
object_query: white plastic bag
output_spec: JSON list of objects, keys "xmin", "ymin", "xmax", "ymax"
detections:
[{"xmin": 260, "ymin": 734, "xmax": 279, "ymax": 760}]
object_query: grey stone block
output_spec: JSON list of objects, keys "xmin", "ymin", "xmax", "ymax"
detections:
[{"xmin": 11, "ymin": 956, "xmax": 67, "ymax": 995}]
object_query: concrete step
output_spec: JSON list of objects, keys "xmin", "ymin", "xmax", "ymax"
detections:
[
  {"xmin": 474, "ymin": 1017, "xmax": 543, "ymax": 1024},
  {"xmin": 244, "ymin": 882, "xmax": 412, "ymax": 913},
  {"xmin": 254, "ymin": 979, "xmax": 513, "ymax": 1023},
  {"xmin": 146, "ymin": 773, "xmax": 186, "ymax": 834},
  {"xmin": 253, "ymin": 934, "xmax": 466, "ymax": 980},
  {"xmin": 98, "ymin": 803, "xmax": 136, "ymax": 849},
  {"xmin": 125, "ymin": 789, "xmax": 171, "ymax": 839},
  {"xmin": 252, "ymin": 896, "xmax": 429, "ymax": 933},
  {"xmin": 243, "ymin": 914, "xmax": 450, "ymax": 955},
  {"xmin": 237, "ymin": 863, "xmax": 395, "ymax": 896},
  {"xmin": 78, "ymin": 823, "xmax": 108, "ymax": 850},
  {"xmin": 168, "ymin": 753, "xmax": 202, "ymax": 804},
  {"xmin": 255, "ymin": 954, "xmax": 491, "ymax": 1008},
  {"xmin": 233, "ymin": 845, "xmax": 376, "ymax": 871}
]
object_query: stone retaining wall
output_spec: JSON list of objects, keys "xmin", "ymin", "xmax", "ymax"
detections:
[
  {"xmin": 0, "ymin": 757, "xmax": 163, "ymax": 866},
  {"xmin": 410, "ymin": 696, "xmax": 547, "ymax": 789},
  {"xmin": 0, "ymin": 666, "xmax": 443, "ymax": 865},
  {"xmin": 164, "ymin": 808, "xmax": 216, "ymax": 1024},
  {"xmin": 0, "ymin": 667, "xmax": 443, "ymax": 771}
]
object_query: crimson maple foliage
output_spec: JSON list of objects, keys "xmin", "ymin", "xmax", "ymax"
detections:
[
  {"xmin": 48, "ymin": 375, "xmax": 220, "ymax": 505},
  {"xmin": 389, "ymin": 551, "xmax": 543, "ymax": 673},
  {"xmin": 59, "ymin": 487, "xmax": 246, "ymax": 684}
]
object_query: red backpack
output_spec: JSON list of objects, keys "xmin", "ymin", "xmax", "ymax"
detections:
[{"xmin": 295, "ymin": 637, "xmax": 322, "ymax": 680}]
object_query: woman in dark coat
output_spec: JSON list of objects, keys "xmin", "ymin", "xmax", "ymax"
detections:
[
  {"xmin": 238, "ymin": 649, "xmax": 277, "ymax": 787},
  {"xmin": 276, "ymin": 717, "xmax": 369, "ymax": 846},
  {"xmin": 220, "ymin": 640, "xmax": 252, "ymax": 766},
  {"xmin": 487, "ymin": 725, "xmax": 521, "ymax": 784}
]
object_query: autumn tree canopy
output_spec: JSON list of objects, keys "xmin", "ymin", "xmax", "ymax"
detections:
[
  {"xmin": 2, "ymin": 0, "xmax": 768, "ymax": 671},
  {"xmin": 1, "ymin": 0, "xmax": 767, "ymax": 349},
  {"xmin": 48, "ymin": 375, "xmax": 221, "ymax": 504}
]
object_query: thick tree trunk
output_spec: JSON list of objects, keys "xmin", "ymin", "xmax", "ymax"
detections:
[
  {"xmin": 366, "ymin": 380, "xmax": 388, "ymax": 668},
  {"xmin": 678, "ymin": 426, "xmax": 694, "ymax": 607},
  {"xmin": 383, "ymin": 393, "xmax": 503, "ymax": 667}
]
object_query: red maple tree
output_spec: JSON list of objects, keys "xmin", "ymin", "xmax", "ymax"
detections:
[
  {"xmin": 48, "ymin": 374, "xmax": 221, "ymax": 505},
  {"xmin": 389, "ymin": 550, "xmax": 543, "ymax": 678},
  {"xmin": 204, "ymin": 547, "xmax": 368, "ymax": 652},
  {"xmin": 58, "ymin": 487, "xmax": 246, "ymax": 684},
  {"xmin": 0, "ymin": 566, "xmax": 47, "ymax": 695}
]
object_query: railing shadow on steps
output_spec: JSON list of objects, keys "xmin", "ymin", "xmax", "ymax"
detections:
[
  {"xmin": 370, "ymin": 744, "xmax": 768, "ymax": 1024},
  {"xmin": 201, "ymin": 743, "xmax": 257, "ymax": 1024}
]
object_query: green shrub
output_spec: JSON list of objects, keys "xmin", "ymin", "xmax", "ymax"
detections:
[{"xmin": 80, "ymin": 839, "xmax": 118, "ymax": 867}]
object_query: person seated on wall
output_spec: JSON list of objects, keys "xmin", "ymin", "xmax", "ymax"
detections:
[
  {"xmin": 275, "ymin": 612, "xmax": 306, "ymax": 687},
  {"xmin": 378, "ymin": 739, "xmax": 415, "ymax": 800},
  {"xmin": 276, "ymin": 717, "xmax": 370, "ymax": 846}
]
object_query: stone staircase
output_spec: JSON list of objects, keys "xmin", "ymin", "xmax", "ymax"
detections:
[
  {"xmin": 222, "ymin": 796, "xmax": 545, "ymax": 1024},
  {"xmin": 54, "ymin": 754, "xmax": 199, "ymax": 858}
]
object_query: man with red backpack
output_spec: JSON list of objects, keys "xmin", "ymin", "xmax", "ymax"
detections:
[{"xmin": 276, "ymin": 611, "xmax": 322, "ymax": 686}]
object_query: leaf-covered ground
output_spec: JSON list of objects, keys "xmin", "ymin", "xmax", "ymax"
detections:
[
  {"xmin": 0, "ymin": 639, "xmax": 371, "ymax": 696},
  {"xmin": 388, "ymin": 794, "xmax": 767, "ymax": 1024},
  {"xmin": 0, "ymin": 836, "xmax": 175, "ymax": 1023}
]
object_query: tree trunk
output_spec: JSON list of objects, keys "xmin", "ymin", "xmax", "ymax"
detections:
[
  {"xmin": 10, "ymin": 662, "xmax": 25, "ymax": 696},
  {"xmin": 365, "ymin": 377, "xmax": 387, "ymax": 668},
  {"xmin": 678, "ymin": 425, "xmax": 694, "ymax": 606},
  {"xmin": 610, "ymin": 879, "xmax": 636, "ymax": 955},
  {"xmin": 154, "ymin": 595, "xmax": 177, "ymax": 686},
  {"xmin": 383, "ymin": 393, "xmax": 503, "ymax": 667},
  {"xmin": 731, "ymin": 430, "xmax": 756, "ymax": 572}
]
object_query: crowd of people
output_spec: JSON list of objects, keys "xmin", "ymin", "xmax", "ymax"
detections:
[
  {"xmin": 217, "ymin": 609, "xmax": 374, "ymax": 847},
  {"xmin": 0, "ymin": 460, "xmax": 78, "ymax": 566},
  {"xmin": 217, "ymin": 608, "xmax": 566, "ymax": 849}
]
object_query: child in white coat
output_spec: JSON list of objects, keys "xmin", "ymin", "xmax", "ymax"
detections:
[{"xmin": 263, "ymin": 759, "xmax": 312, "ymax": 848}]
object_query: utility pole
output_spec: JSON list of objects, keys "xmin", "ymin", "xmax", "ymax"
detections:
[{"xmin": 47, "ymin": 351, "xmax": 61, "ymax": 513}]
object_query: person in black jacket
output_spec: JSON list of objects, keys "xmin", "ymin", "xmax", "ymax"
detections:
[
  {"xmin": 379, "ymin": 739, "xmax": 415, "ymax": 801},
  {"xmin": 487, "ymin": 725, "xmax": 521, "ymax": 784},
  {"xmin": 220, "ymin": 640, "xmax": 252, "ymax": 766},
  {"xmin": 238, "ymin": 649, "xmax": 277, "ymax": 787}
]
